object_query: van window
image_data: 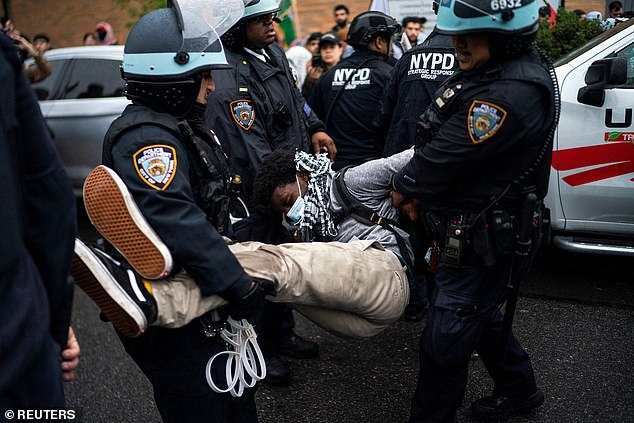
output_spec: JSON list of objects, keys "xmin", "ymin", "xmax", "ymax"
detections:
[
  {"xmin": 60, "ymin": 58, "xmax": 124, "ymax": 99},
  {"xmin": 615, "ymin": 41, "xmax": 634, "ymax": 87},
  {"xmin": 555, "ymin": 19, "xmax": 634, "ymax": 67},
  {"xmin": 31, "ymin": 59, "xmax": 66, "ymax": 100}
]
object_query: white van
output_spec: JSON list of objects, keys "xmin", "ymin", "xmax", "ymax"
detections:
[{"xmin": 547, "ymin": 19, "xmax": 634, "ymax": 256}]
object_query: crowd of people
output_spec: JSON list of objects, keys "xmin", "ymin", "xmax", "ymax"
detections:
[
  {"xmin": 540, "ymin": 1, "xmax": 634, "ymax": 30},
  {"xmin": 0, "ymin": 1, "xmax": 631, "ymax": 423}
]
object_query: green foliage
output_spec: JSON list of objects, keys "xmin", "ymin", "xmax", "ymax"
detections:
[
  {"xmin": 536, "ymin": 8, "xmax": 604, "ymax": 62},
  {"xmin": 115, "ymin": 0, "xmax": 165, "ymax": 28}
]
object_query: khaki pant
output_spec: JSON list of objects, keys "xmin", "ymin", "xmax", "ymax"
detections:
[{"xmin": 152, "ymin": 240, "xmax": 409, "ymax": 339}]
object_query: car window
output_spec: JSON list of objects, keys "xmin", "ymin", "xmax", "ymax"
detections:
[
  {"xmin": 615, "ymin": 41, "xmax": 634, "ymax": 87},
  {"xmin": 31, "ymin": 59, "xmax": 67, "ymax": 100},
  {"xmin": 60, "ymin": 58, "xmax": 124, "ymax": 100}
]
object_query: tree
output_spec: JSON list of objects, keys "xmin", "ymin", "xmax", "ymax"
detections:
[
  {"xmin": 536, "ymin": 8, "xmax": 603, "ymax": 62},
  {"xmin": 115, "ymin": 0, "xmax": 164, "ymax": 28}
]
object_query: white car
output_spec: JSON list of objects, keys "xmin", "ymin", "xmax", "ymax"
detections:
[
  {"xmin": 548, "ymin": 19, "xmax": 634, "ymax": 256},
  {"xmin": 32, "ymin": 46, "xmax": 128, "ymax": 195}
]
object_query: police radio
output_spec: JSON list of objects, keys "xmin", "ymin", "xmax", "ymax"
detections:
[{"xmin": 443, "ymin": 223, "xmax": 465, "ymax": 266}]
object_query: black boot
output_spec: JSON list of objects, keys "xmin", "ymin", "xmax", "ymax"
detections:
[
  {"xmin": 263, "ymin": 353, "xmax": 291, "ymax": 386},
  {"xmin": 277, "ymin": 334, "xmax": 319, "ymax": 358},
  {"xmin": 471, "ymin": 389, "xmax": 544, "ymax": 421}
]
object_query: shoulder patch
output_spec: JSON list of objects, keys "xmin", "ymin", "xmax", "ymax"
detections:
[
  {"xmin": 133, "ymin": 145, "xmax": 177, "ymax": 191},
  {"xmin": 468, "ymin": 100, "xmax": 507, "ymax": 144},
  {"xmin": 230, "ymin": 99, "xmax": 255, "ymax": 131}
]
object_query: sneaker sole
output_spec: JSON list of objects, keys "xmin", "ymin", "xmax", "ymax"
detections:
[
  {"xmin": 83, "ymin": 165, "xmax": 172, "ymax": 280},
  {"xmin": 72, "ymin": 239, "xmax": 148, "ymax": 338}
]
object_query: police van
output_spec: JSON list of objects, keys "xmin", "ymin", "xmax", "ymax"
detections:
[{"xmin": 547, "ymin": 18, "xmax": 634, "ymax": 256}]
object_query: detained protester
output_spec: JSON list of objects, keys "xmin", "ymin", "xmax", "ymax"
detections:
[
  {"xmin": 205, "ymin": 0, "xmax": 336, "ymax": 384},
  {"xmin": 71, "ymin": 149, "xmax": 415, "ymax": 341},
  {"xmin": 71, "ymin": 2, "xmax": 267, "ymax": 421},
  {"xmin": 309, "ymin": 11, "xmax": 399, "ymax": 170},
  {"xmin": 390, "ymin": 0, "xmax": 558, "ymax": 421}
]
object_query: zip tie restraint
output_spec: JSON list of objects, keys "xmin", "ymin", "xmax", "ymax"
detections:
[{"xmin": 205, "ymin": 317, "xmax": 266, "ymax": 397}]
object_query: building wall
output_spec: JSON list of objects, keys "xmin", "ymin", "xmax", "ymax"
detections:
[
  {"xmin": 11, "ymin": 0, "xmax": 143, "ymax": 47},
  {"xmin": 8, "ymin": 0, "xmax": 619, "ymax": 48},
  {"xmin": 295, "ymin": 0, "xmax": 379, "ymax": 37},
  {"xmin": 566, "ymin": 1, "xmax": 607, "ymax": 15}
]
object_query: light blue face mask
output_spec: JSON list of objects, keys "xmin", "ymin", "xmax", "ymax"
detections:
[{"xmin": 286, "ymin": 175, "xmax": 305, "ymax": 225}]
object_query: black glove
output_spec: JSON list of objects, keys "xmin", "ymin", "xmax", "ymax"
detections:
[{"xmin": 227, "ymin": 278, "xmax": 275, "ymax": 321}]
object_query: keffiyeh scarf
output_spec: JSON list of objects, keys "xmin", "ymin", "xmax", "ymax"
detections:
[{"xmin": 294, "ymin": 151, "xmax": 337, "ymax": 241}]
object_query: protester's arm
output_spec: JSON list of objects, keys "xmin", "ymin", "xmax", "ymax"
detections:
[{"xmin": 346, "ymin": 148, "xmax": 415, "ymax": 198}]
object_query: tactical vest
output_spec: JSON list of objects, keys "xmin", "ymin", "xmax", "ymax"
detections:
[
  {"xmin": 416, "ymin": 49, "xmax": 556, "ymax": 205},
  {"xmin": 103, "ymin": 107, "xmax": 235, "ymax": 235}
]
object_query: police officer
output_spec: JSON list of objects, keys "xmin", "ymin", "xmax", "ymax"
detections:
[
  {"xmin": 93, "ymin": 3, "xmax": 265, "ymax": 421},
  {"xmin": 374, "ymin": 28, "xmax": 457, "ymax": 157},
  {"xmin": 206, "ymin": 0, "xmax": 335, "ymax": 201},
  {"xmin": 205, "ymin": 0, "xmax": 331, "ymax": 385},
  {"xmin": 0, "ymin": 30, "xmax": 79, "ymax": 412},
  {"xmin": 391, "ymin": 1, "xmax": 558, "ymax": 421},
  {"xmin": 308, "ymin": 11, "xmax": 399, "ymax": 171}
]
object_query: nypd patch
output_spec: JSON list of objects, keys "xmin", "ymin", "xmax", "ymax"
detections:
[
  {"xmin": 230, "ymin": 99, "xmax": 255, "ymax": 131},
  {"xmin": 133, "ymin": 145, "xmax": 177, "ymax": 190},
  {"xmin": 468, "ymin": 100, "xmax": 507, "ymax": 144}
]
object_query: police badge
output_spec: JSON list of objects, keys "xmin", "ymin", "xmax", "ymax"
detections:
[
  {"xmin": 133, "ymin": 145, "xmax": 177, "ymax": 190},
  {"xmin": 468, "ymin": 100, "xmax": 507, "ymax": 144},
  {"xmin": 230, "ymin": 99, "xmax": 255, "ymax": 130}
]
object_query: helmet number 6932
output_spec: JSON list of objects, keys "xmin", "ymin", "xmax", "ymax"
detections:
[{"xmin": 490, "ymin": 0, "xmax": 522, "ymax": 11}]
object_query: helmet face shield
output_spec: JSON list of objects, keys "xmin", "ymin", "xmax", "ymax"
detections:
[
  {"xmin": 437, "ymin": 0, "xmax": 539, "ymax": 36},
  {"xmin": 179, "ymin": 0, "xmax": 244, "ymax": 51},
  {"xmin": 123, "ymin": 0, "xmax": 245, "ymax": 79}
]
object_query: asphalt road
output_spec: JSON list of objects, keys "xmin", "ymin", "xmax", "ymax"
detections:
[{"xmin": 66, "ymin": 210, "xmax": 634, "ymax": 422}]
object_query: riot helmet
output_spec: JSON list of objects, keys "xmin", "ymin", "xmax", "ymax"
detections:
[
  {"xmin": 436, "ymin": 0, "xmax": 539, "ymax": 60},
  {"xmin": 346, "ymin": 11, "xmax": 400, "ymax": 49},
  {"xmin": 222, "ymin": 0, "xmax": 281, "ymax": 51},
  {"xmin": 123, "ymin": 0, "xmax": 245, "ymax": 117},
  {"xmin": 244, "ymin": 0, "xmax": 281, "ymax": 20}
]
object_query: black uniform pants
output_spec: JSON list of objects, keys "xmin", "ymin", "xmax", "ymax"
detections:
[
  {"xmin": 0, "ymin": 335, "xmax": 64, "ymax": 421},
  {"xmin": 118, "ymin": 318, "xmax": 258, "ymax": 423},
  {"xmin": 408, "ymin": 254, "xmax": 537, "ymax": 423}
]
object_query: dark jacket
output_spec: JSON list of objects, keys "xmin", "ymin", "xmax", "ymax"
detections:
[
  {"xmin": 393, "ymin": 47, "xmax": 556, "ymax": 212},
  {"xmin": 0, "ymin": 33, "xmax": 76, "ymax": 391},
  {"xmin": 205, "ymin": 43, "xmax": 324, "ymax": 202},
  {"xmin": 103, "ymin": 104, "xmax": 252, "ymax": 300},
  {"xmin": 308, "ymin": 49, "xmax": 393, "ymax": 170},
  {"xmin": 374, "ymin": 32, "xmax": 457, "ymax": 157}
]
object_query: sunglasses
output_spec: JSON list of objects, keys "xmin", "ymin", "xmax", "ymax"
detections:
[{"xmin": 254, "ymin": 12, "xmax": 278, "ymax": 24}]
